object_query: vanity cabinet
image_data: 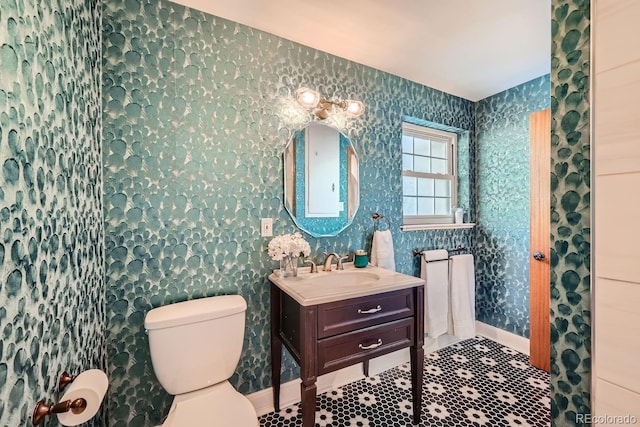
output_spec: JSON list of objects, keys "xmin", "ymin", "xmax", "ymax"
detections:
[{"xmin": 269, "ymin": 268, "xmax": 424, "ymax": 426}]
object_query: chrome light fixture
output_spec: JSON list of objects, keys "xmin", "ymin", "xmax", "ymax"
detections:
[{"xmin": 296, "ymin": 87, "xmax": 365, "ymax": 120}]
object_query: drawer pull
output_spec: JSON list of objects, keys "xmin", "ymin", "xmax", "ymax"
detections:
[
  {"xmin": 359, "ymin": 339, "xmax": 383, "ymax": 350},
  {"xmin": 357, "ymin": 305, "xmax": 382, "ymax": 314}
]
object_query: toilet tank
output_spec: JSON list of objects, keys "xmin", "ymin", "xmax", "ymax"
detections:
[{"xmin": 144, "ymin": 295, "xmax": 247, "ymax": 395}]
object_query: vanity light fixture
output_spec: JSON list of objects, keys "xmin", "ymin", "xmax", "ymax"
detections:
[{"xmin": 296, "ymin": 87, "xmax": 365, "ymax": 120}]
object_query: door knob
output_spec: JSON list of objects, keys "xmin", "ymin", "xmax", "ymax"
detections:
[{"xmin": 533, "ymin": 251, "xmax": 546, "ymax": 261}]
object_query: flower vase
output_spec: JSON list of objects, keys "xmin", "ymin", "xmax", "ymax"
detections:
[{"xmin": 279, "ymin": 255, "xmax": 299, "ymax": 277}]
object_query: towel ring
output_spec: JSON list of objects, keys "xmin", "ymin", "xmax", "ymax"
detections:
[{"xmin": 372, "ymin": 213, "xmax": 391, "ymax": 231}]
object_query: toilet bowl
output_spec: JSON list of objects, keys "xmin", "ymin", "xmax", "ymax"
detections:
[{"xmin": 145, "ymin": 295, "xmax": 258, "ymax": 426}]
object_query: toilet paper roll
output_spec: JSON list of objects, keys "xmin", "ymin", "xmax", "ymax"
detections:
[{"xmin": 57, "ymin": 369, "xmax": 109, "ymax": 426}]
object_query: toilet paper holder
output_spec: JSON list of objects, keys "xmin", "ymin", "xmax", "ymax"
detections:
[
  {"xmin": 32, "ymin": 397, "xmax": 87, "ymax": 426},
  {"xmin": 32, "ymin": 371, "xmax": 82, "ymax": 426}
]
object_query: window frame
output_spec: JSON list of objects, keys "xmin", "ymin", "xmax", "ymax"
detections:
[{"xmin": 401, "ymin": 122, "xmax": 458, "ymax": 225}]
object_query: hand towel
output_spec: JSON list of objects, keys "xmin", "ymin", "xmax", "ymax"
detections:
[
  {"xmin": 449, "ymin": 254, "xmax": 476, "ymax": 339},
  {"xmin": 421, "ymin": 250, "xmax": 450, "ymax": 338},
  {"xmin": 370, "ymin": 229, "xmax": 395, "ymax": 271}
]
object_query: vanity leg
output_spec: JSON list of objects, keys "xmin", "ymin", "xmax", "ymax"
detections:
[
  {"xmin": 362, "ymin": 359, "xmax": 370, "ymax": 377},
  {"xmin": 411, "ymin": 285, "xmax": 425, "ymax": 424},
  {"xmin": 270, "ymin": 283, "xmax": 282, "ymax": 412},
  {"xmin": 300, "ymin": 379, "xmax": 317, "ymax": 426},
  {"xmin": 299, "ymin": 305, "xmax": 318, "ymax": 427}
]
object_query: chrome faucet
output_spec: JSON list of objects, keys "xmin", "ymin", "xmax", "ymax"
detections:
[
  {"xmin": 322, "ymin": 252, "xmax": 340, "ymax": 271},
  {"xmin": 323, "ymin": 252, "xmax": 348, "ymax": 271}
]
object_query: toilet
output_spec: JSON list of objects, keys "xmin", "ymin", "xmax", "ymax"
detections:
[{"xmin": 145, "ymin": 295, "xmax": 258, "ymax": 426}]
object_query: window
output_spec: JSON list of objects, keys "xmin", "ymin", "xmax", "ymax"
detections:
[{"xmin": 402, "ymin": 122, "xmax": 457, "ymax": 225}]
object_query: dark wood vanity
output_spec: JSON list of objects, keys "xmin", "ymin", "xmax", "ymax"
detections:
[{"xmin": 269, "ymin": 266, "xmax": 424, "ymax": 426}]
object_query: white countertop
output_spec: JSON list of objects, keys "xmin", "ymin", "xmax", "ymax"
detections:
[{"xmin": 269, "ymin": 263, "xmax": 424, "ymax": 306}]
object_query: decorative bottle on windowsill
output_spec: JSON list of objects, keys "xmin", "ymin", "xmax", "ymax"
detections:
[{"xmin": 455, "ymin": 207, "xmax": 464, "ymax": 224}]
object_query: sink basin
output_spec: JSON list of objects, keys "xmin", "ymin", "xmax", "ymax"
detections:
[{"xmin": 306, "ymin": 271, "xmax": 380, "ymax": 287}]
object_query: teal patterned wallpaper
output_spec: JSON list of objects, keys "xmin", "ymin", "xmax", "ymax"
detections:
[
  {"xmin": 475, "ymin": 75, "xmax": 551, "ymax": 337},
  {"xmin": 550, "ymin": 0, "xmax": 591, "ymax": 425},
  {"xmin": 102, "ymin": 0, "xmax": 475, "ymax": 425},
  {"xmin": 0, "ymin": 0, "xmax": 104, "ymax": 426}
]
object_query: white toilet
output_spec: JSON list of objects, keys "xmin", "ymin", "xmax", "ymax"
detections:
[{"xmin": 144, "ymin": 295, "xmax": 258, "ymax": 426}]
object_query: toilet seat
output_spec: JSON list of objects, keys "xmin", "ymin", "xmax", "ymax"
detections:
[{"xmin": 160, "ymin": 381, "xmax": 258, "ymax": 427}]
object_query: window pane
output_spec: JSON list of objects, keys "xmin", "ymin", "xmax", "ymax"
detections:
[
  {"xmin": 417, "ymin": 178, "xmax": 434, "ymax": 196},
  {"xmin": 414, "ymin": 137, "xmax": 430, "ymax": 156},
  {"xmin": 402, "ymin": 135, "xmax": 413, "ymax": 154},
  {"xmin": 431, "ymin": 158, "xmax": 447, "ymax": 174},
  {"xmin": 434, "ymin": 179, "xmax": 450, "ymax": 197},
  {"xmin": 435, "ymin": 197, "xmax": 451, "ymax": 215},
  {"xmin": 403, "ymin": 176, "xmax": 417, "ymax": 196},
  {"xmin": 418, "ymin": 197, "xmax": 434, "ymax": 215},
  {"xmin": 414, "ymin": 156, "xmax": 430, "ymax": 173},
  {"xmin": 402, "ymin": 154, "xmax": 413, "ymax": 171},
  {"xmin": 431, "ymin": 140, "xmax": 448, "ymax": 158},
  {"xmin": 403, "ymin": 196, "xmax": 417, "ymax": 215}
]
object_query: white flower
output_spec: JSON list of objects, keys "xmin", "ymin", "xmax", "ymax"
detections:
[
  {"xmin": 397, "ymin": 399, "xmax": 413, "ymax": 416},
  {"xmin": 474, "ymin": 344, "xmax": 490, "ymax": 353},
  {"xmin": 424, "ymin": 382, "xmax": 446, "ymax": 395},
  {"xmin": 509, "ymin": 360, "xmax": 528, "ymax": 370},
  {"xmin": 495, "ymin": 390, "xmax": 518, "ymax": 405},
  {"xmin": 426, "ymin": 402, "xmax": 450, "ymax": 420},
  {"xmin": 455, "ymin": 368, "xmax": 474, "ymax": 379},
  {"xmin": 394, "ymin": 377, "xmax": 411, "ymax": 390},
  {"xmin": 479, "ymin": 356, "xmax": 497, "ymax": 366},
  {"xmin": 425, "ymin": 365, "xmax": 443, "ymax": 375},
  {"xmin": 358, "ymin": 392, "xmax": 377, "ymax": 406},
  {"xmin": 459, "ymin": 385, "xmax": 481, "ymax": 400},
  {"xmin": 464, "ymin": 408, "xmax": 489, "ymax": 425},
  {"xmin": 486, "ymin": 371, "xmax": 506, "ymax": 383},
  {"xmin": 267, "ymin": 232, "xmax": 311, "ymax": 260},
  {"xmin": 280, "ymin": 403, "xmax": 299, "ymax": 420},
  {"xmin": 505, "ymin": 413, "xmax": 532, "ymax": 427},
  {"xmin": 327, "ymin": 388, "xmax": 344, "ymax": 400},
  {"xmin": 526, "ymin": 377, "xmax": 547, "ymax": 389},
  {"xmin": 451, "ymin": 353, "xmax": 468, "ymax": 363},
  {"xmin": 347, "ymin": 415, "xmax": 371, "ymax": 426},
  {"xmin": 315, "ymin": 409, "xmax": 334, "ymax": 426}
]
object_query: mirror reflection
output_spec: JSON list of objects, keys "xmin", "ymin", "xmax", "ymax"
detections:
[{"xmin": 284, "ymin": 123, "xmax": 359, "ymax": 237}]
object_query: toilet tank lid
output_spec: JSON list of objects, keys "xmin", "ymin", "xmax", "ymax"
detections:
[{"xmin": 144, "ymin": 295, "xmax": 247, "ymax": 330}]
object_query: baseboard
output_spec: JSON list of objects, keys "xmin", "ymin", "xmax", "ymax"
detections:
[
  {"xmin": 249, "ymin": 323, "xmax": 529, "ymax": 416},
  {"xmin": 475, "ymin": 321, "xmax": 530, "ymax": 355},
  {"xmin": 247, "ymin": 363, "xmax": 366, "ymax": 417}
]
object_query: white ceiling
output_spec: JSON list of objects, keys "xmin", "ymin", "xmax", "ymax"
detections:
[{"xmin": 170, "ymin": 0, "xmax": 550, "ymax": 101}]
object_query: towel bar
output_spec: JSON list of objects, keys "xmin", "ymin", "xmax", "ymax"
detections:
[
  {"xmin": 412, "ymin": 246, "xmax": 469, "ymax": 262},
  {"xmin": 372, "ymin": 213, "xmax": 391, "ymax": 231}
]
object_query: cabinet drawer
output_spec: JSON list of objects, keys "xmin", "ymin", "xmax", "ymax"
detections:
[
  {"xmin": 317, "ymin": 317, "xmax": 414, "ymax": 375},
  {"xmin": 317, "ymin": 288, "xmax": 414, "ymax": 338}
]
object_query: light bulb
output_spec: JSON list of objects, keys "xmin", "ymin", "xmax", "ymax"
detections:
[
  {"xmin": 344, "ymin": 100, "xmax": 365, "ymax": 117},
  {"xmin": 296, "ymin": 87, "xmax": 320, "ymax": 108}
]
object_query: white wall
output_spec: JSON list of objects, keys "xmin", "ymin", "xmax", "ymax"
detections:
[{"xmin": 593, "ymin": 0, "xmax": 640, "ymax": 422}]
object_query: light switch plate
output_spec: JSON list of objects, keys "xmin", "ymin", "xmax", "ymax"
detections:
[{"xmin": 261, "ymin": 218, "xmax": 273, "ymax": 237}]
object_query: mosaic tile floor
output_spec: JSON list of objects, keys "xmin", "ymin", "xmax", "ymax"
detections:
[{"xmin": 259, "ymin": 336, "xmax": 549, "ymax": 427}]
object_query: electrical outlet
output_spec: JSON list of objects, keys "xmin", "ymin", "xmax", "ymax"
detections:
[{"xmin": 261, "ymin": 218, "xmax": 273, "ymax": 237}]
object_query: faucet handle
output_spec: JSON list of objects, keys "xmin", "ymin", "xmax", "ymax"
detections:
[
  {"xmin": 304, "ymin": 259, "xmax": 318, "ymax": 273},
  {"xmin": 336, "ymin": 255, "xmax": 349, "ymax": 270}
]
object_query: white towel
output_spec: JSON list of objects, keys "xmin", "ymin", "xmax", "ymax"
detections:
[
  {"xmin": 449, "ymin": 254, "xmax": 476, "ymax": 339},
  {"xmin": 370, "ymin": 230, "xmax": 395, "ymax": 271},
  {"xmin": 421, "ymin": 250, "xmax": 449, "ymax": 338}
]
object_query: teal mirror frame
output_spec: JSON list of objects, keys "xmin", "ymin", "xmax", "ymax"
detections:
[{"xmin": 283, "ymin": 123, "xmax": 360, "ymax": 237}]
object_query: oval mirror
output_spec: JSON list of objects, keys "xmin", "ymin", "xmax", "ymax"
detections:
[{"xmin": 283, "ymin": 122, "xmax": 359, "ymax": 237}]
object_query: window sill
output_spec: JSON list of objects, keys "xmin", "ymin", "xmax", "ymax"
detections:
[{"xmin": 400, "ymin": 223, "xmax": 475, "ymax": 231}]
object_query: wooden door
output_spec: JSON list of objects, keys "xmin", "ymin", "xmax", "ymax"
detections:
[{"xmin": 529, "ymin": 108, "xmax": 550, "ymax": 372}]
